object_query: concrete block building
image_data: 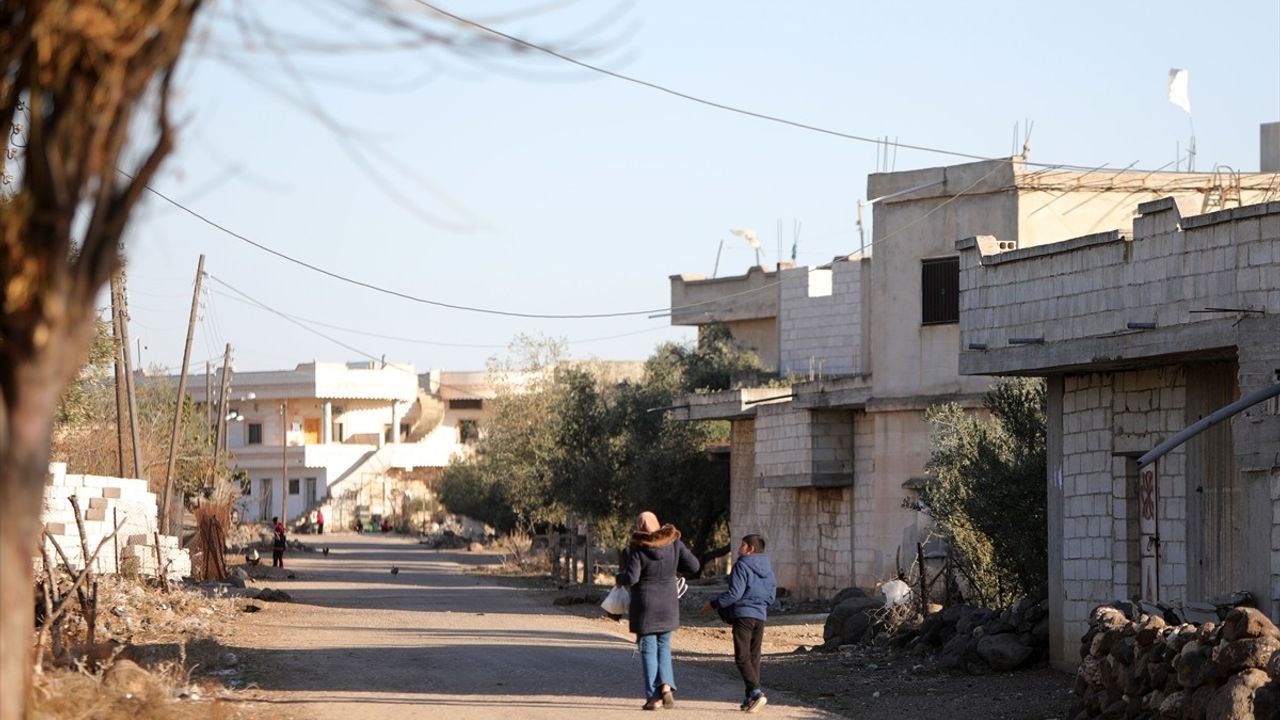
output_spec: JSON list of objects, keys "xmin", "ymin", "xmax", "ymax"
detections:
[
  {"xmin": 957, "ymin": 197, "xmax": 1280, "ymax": 669},
  {"xmin": 670, "ymin": 156, "xmax": 1280, "ymax": 600}
]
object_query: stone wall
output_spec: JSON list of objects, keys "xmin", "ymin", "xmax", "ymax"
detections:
[{"xmin": 779, "ymin": 259, "xmax": 866, "ymax": 378}]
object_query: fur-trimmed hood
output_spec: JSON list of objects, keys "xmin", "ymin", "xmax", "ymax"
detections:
[{"xmin": 631, "ymin": 523, "xmax": 680, "ymax": 549}]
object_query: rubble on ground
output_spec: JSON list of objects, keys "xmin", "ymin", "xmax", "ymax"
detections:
[
  {"xmin": 821, "ymin": 588, "xmax": 1051, "ymax": 674},
  {"xmin": 1071, "ymin": 603, "xmax": 1280, "ymax": 719},
  {"xmin": 420, "ymin": 515, "xmax": 495, "ymax": 549}
]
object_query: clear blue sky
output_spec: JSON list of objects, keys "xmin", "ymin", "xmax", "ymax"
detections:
[{"xmin": 122, "ymin": 0, "xmax": 1280, "ymax": 374}]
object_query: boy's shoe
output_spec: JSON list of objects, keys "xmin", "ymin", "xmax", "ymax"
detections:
[
  {"xmin": 745, "ymin": 692, "xmax": 768, "ymax": 713},
  {"xmin": 739, "ymin": 696, "xmax": 752, "ymax": 711}
]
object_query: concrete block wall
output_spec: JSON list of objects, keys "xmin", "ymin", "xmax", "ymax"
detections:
[
  {"xmin": 1059, "ymin": 368, "xmax": 1190, "ymax": 652},
  {"xmin": 810, "ymin": 409, "xmax": 855, "ymax": 476},
  {"xmin": 814, "ymin": 486, "xmax": 853, "ymax": 598},
  {"xmin": 730, "ymin": 415, "xmax": 859, "ymax": 599},
  {"xmin": 958, "ymin": 201, "xmax": 1280, "ymax": 348},
  {"xmin": 754, "ymin": 403, "xmax": 812, "ymax": 480},
  {"xmin": 41, "ymin": 464, "xmax": 191, "ymax": 580},
  {"xmin": 1060, "ymin": 374, "xmax": 1116, "ymax": 647},
  {"xmin": 853, "ymin": 409, "xmax": 931, "ymax": 586},
  {"xmin": 1233, "ymin": 316, "xmax": 1280, "ymax": 617},
  {"xmin": 779, "ymin": 260, "xmax": 866, "ymax": 378}
]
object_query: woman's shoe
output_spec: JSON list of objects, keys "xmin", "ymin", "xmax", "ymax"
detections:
[
  {"xmin": 642, "ymin": 698, "xmax": 663, "ymax": 711},
  {"xmin": 660, "ymin": 685, "xmax": 675, "ymax": 709}
]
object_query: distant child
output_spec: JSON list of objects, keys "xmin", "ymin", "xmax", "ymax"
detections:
[
  {"xmin": 272, "ymin": 516, "xmax": 287, "ymax": 568},
  {"xmin": 703, "ymin": 534, "xmax": 776, "ymax": 713},
  {"xmin": 316, "ymin": 508, "xmax": 325, "ymax": 535}
]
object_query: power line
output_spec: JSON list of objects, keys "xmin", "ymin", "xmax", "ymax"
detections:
[
  {"xmin": 132, "ymin": 177, "xmax": 794, "ymax": 320},
  {"xmin": 206, "ymin": 279, "xmax": 676, "ymax": 349},
  {"xmin": 135, "ymin": 182, "xmax": 656, "ymax": 319},
  {"xmin": 409, "ymin": 1, "xmax": 1133, "ymax": 174}
]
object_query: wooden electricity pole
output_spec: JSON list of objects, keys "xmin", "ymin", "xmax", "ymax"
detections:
[
  {"xmin": 160, "ymin": 254, "xmax": 205, "ymax": 534},
  {"xmin": 110, "ymin": 273, "xmax": 128, "ymax": 475},
  {"xmin": 210, "ymin": 343, "xmax": 233, "ymax": 486},
  {"xmin": 117, "ymin": 271, "xmax": 143, "ymax": 479},
  {"xmin": 281, "ymin": 400, "xmax": 289, "ymax": 523},
  {"xmin": 205, "ymin": 361, "xmax": 212, "ymax": 430}
]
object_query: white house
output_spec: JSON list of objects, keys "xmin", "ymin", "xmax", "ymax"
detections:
[{"xmin": 188, "ymin": 362, "xmax": 493, "ymax": 528}]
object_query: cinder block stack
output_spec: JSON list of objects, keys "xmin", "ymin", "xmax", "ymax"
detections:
[{"xmin": 39, "ymin": 463, "xmax": 191, "ymax": 580}]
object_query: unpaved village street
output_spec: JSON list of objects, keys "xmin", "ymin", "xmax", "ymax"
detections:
[{"xmin": 227, "ymin": 534, "xmax": 836, "ymax": 719}]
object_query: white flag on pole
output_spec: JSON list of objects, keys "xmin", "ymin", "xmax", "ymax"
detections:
[
  {"xmin": 1167, "ymin": 68, "xmax": 1191, "ymax": 113},
  {"xmin": 730, "ymin": 228, "xmax": 761, "ymax": 250}
]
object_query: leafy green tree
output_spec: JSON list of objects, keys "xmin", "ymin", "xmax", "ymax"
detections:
[
  {"xmin": 916, "ymin": 378, "xmax": 1048, "ymax": 607},
  {"xmin": 442, "ymin": 324, "xmax": 762, "ymax": 565}
]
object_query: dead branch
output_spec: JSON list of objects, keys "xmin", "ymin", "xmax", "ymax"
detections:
[
  {"xmin": 67, "ymin": 495, "xmax": 92, "ymax": 573},
  {"xmin": 152, "ymin": 531, "xmax": 170, "ymax": 593},
  {"xmin": 39, "ymin": 516, "xmax": 126, "ymax": 634},
  {"xmin": 33, "ymin": 547, "xmax": 60, "ymax": 673}
]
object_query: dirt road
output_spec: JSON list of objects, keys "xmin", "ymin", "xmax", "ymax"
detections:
[{"xmin": 228, "ymin": 534, "xmax": 835, "ymax": 719}]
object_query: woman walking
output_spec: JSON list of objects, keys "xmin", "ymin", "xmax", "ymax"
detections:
[{"xmin": 617, "ymin": 511, "xmax": 700, "ymax": 710}]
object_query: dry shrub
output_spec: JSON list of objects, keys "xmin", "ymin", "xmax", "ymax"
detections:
[
  {"xmin": 496, "ymin": 531, "xmax": 551, "ymax": 575},
  {"xmin": 193, "ymin": 481, "xmax": 240, "ymax": 581}
]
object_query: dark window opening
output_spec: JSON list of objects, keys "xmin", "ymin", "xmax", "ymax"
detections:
[
  {"xmin": 288, "ymin": 478, "xmax": 300, "ymax": 495},
  {"xmin": 247, "ymin": 423, "xmax": 263, "ymax": 445},
  {"xmin": 459, "ymin": 420, "xmax": 480, "ymax": 444},
  {"xmin": 449, "ymin": 398, "xmax": 484, "ymax": 410},
  {"xmin": 922, "ymin": 257, "xmax": 960, "ymax": 325}
]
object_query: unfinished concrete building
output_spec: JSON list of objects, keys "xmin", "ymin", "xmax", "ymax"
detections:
[
  {"xmin": 670, "ymin": 157, "xmax": 1280, "ymax": 600},
  {"xmin": 957, "ymin": 196, "xmax": 1280, "ymax": 669}
]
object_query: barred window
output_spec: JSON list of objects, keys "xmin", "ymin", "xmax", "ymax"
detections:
[{"xmin": 921, "ymin": 257, "xmax": 960, "ymax": 325}]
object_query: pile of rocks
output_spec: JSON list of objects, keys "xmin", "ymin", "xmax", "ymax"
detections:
[
  {"xmin": 1072, "ymin": 604, "xmax": 1280, "ymax": 719},
  {"xmin": 821, "ymin": 591, "xmax": 1051, "ymax": 674},
  {"xmin": 908, "ymin": 598, "xmax": 1051, "ymax": 673}
]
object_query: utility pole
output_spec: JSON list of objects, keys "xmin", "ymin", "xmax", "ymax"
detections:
[
  {"xmin": 118, "ymin": 272, "xmax": 142, "ymax": 479},
  {"xmin": 281, "ymin": 400, "xmax": 289, "ymax": 523},
  {"xmin": 210, "ymin": 344, "xmax": 233, "ymax": 487},
  {"xmin": 205, "ymin": 361, "xmax": 212, "ymax": 431},
  {"xmin": 160, "ymin": 254, "xmax": 204, "ymax": 534},
  {"xmin": 110, "ymin": 273, "xmax": 128, "ymax": 476}
]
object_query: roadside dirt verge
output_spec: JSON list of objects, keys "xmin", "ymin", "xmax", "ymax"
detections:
[{"xmin": 539, "ymin": 577, "xmax": 1075, "ymax": 719}]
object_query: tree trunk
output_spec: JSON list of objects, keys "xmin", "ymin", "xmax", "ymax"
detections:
[{"xmin": 0, "ymin": 328, "xmax": 91, "ymax": 720}]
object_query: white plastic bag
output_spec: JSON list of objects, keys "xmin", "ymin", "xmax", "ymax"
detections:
[
  {"xmin": 601, "ymin": 586, "xmax": 630, "ymax": 615},
  {"xmin": 881, "ymin": 578, "xmax": 912, "ymax": 607}
]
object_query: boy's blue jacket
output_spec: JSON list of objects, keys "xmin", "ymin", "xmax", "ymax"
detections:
[{"xmin": 711, "ymin": 553, "xmax": 776, "ymax": 621}]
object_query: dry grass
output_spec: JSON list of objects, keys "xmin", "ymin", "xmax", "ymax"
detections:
[
  {"xmin": 33, "ymin": 576, "xmax": 250, "ymax": 719},
  {"xmin": 31, "ymin": 664, "xmax": 243, "ymax": 720}
]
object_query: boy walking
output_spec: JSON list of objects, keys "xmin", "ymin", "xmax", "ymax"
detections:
[{"xmin": 703, "ymin": 534, "xmax": 776, "ymax": 712}]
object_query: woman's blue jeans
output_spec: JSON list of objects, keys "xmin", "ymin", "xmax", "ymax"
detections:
[{"xmin": 637, "ymin": 632, "xmax": 675, "ymax": 700}]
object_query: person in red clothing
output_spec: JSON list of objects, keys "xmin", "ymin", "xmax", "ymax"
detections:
[
  {"xmin": 316, "ymin": 508, "xmax": 325, "ymax": 535},
  {"xmin": 271, "ymin": 516, "xmax": 286, "ymax": 568}
]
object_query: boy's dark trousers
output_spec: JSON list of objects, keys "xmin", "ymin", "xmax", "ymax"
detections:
[
  {"xmin": 731, "ymin": 617, "xmax": 765, "ymax": 694},
  {"xmin": 272, "ymin": 548, "xmax": 284, "ymax": 568}
]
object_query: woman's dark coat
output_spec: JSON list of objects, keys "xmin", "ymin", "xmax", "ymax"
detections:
[{"xmin": 617, "ymin": 524, "xmax": 701, "ymax": 635}]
